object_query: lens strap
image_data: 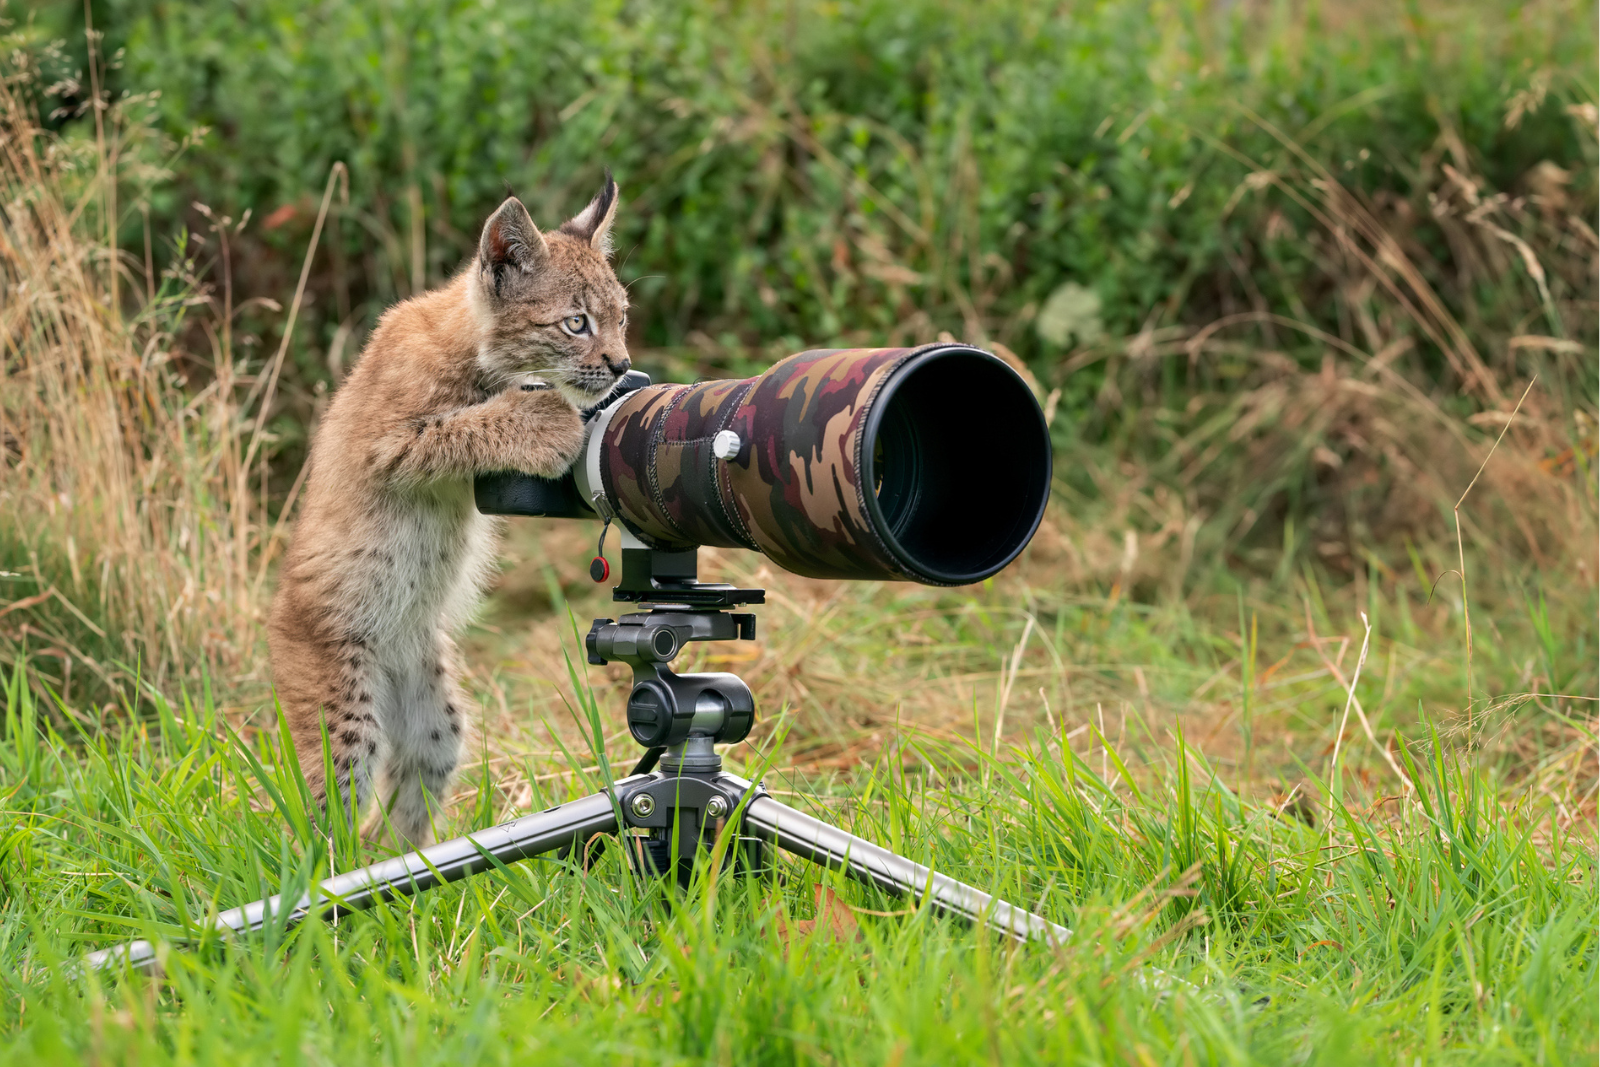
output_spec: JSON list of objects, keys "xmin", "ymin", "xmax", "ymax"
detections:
[{"xmin": 589, "ymin": 517, "xmax": 612, "ymax": 583}]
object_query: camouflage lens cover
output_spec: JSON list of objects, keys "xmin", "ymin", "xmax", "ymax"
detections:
[{"xmin": 599, "ymin": 343, "xmax": 1015, "ymax": 583}]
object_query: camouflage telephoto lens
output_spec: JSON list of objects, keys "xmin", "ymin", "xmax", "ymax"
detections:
[{"xmin": 574, "ymin": 343, "xmax": 1051, "ymax": 586}]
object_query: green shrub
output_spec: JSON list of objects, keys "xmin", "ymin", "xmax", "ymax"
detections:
[
  {"xmin": 6, "ymin": 0, "xmax": 1592, "ymax": 695},
  {"xmin": 60, "ymin": 0, "xmax": 1594, "ymax": 384}
]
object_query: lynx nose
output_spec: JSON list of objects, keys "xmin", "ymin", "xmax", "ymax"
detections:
[{"xmin": 602, "ymin": 354, "xmax": 630, "ymax": 376}]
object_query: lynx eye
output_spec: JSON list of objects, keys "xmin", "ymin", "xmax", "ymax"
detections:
[{"xmin": 561, "ymin": 314, "xmax": 590, "ymax": 336}]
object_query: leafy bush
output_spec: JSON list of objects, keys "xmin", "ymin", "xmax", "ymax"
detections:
[
  {"xmin": 4, "ymin": 0, "xmax": 1593, "ymax": 695},
  {"xmin": 62, "ymin": 0, "xmax": 1593, "ymax": 374}
]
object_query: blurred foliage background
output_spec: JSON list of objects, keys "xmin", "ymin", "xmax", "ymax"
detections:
[
  {"xmin": 35, "ymin": 1, "xmax": 1595, "ymax": 386},
  {"xmin": 2, "ymin": 0, "xmax": 1595, "ymax": 722}
]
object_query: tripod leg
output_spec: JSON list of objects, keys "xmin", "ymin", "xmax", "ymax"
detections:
[
  {"xmin": 84, "ymin": 781, "xmax": 637, "ymax": 974},
  {"xmin": 743, "ymin": 794, "xmax": 1068, "ymax": 946}
]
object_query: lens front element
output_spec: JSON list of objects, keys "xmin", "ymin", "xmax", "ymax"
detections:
[{"xmin": 862, "ymin": 348, "xmax": 1051, "ymax": 585}]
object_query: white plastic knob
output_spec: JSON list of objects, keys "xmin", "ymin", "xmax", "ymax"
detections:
[{"xmin": 712, "ymin": 430, "xmax": 742, "ymax": 460}]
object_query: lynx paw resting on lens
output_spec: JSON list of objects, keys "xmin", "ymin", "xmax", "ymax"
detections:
[{"xmin": 268, "ymin": 176, "xmax": 631, "ymax": 847}]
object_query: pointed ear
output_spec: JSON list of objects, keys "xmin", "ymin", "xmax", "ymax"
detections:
[
  {"xmin": 559, "ymin": 171, "xmax": 619, "ymax": 256},
  {"xmin": 477, "ymin": 197, "xmax": 548, "ymax": 296}
]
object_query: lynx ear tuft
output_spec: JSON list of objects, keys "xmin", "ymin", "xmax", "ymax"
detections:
[
  {"xmin": 478, "ymin": 197, "xmax": 548, "ymax": 297},
  {"xmin": 559, "ymin": 171, "xmax": 619, "ymax": 256}
]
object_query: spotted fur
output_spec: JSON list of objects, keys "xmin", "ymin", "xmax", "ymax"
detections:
[{"xmin": 269, "ymin": 178, "xmax": 629, "ymax": 846}]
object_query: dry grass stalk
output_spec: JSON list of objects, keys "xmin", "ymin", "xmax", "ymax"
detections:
[{"xmin": 0, "ymin": 63, "xmax": 267, "ymax": 697}]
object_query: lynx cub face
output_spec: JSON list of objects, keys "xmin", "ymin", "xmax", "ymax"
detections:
[{"xmin": 470, "ymin": 178, "xmax": 631, "ymax": 406}]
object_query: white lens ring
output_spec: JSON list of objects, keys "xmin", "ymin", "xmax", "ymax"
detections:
[{"xmin": 575, "ymin": 398, "xmax": 624, "ymax": 518}]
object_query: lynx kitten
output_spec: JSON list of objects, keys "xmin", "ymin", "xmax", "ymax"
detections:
[{"xmin": 269, "ymin": 177, "xmax": 629, "ymax": 845}]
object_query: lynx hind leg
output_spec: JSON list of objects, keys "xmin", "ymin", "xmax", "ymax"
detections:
[
  {"xmin": 377, "ymin": 635, "xmax": 468, "ymax": 848},
  {"xmin": 311, "ymin": 715, "xmax": 379, "ymax": 829},
  {"xmin": 285, "ymin": 637, "xmax": 382, "ymax": 827}
]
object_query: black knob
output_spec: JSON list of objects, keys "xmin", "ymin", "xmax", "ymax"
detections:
[
  {"xmin": 585, "ymin": 618, "xmax": 613, "ymax": 666},
  {"xmin": 627, "ymin": 680, "xmax": 688, "ymax": 748}
]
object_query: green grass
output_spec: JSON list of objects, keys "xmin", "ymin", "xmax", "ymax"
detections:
[
  {"xmin": 0, "ymin": 2, "xmax": 1593, "ymax": 1061},
  {"xmin": 0, "ymin": 641, "xmax": 1592, "ymax": 1065}
]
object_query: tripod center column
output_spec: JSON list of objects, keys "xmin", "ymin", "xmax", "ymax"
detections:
[{"xmin": 662, "ymin": 734, "xmax": 721, "ymax": 775}]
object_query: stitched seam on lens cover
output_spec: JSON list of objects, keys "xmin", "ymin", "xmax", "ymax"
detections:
[
  {"xmin": 648, "ymin": 383, "xmax": 758, "ymax": 549},
  {"xmin": 646, "ymin": 386, "xmax": 693, "ymax": 544},
  {"xmin": 712, "ymin": 380, "xmax": 758, "ymax": 549}
]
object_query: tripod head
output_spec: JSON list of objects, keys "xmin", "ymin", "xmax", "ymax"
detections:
[{"xmin": 585, "ymin": 544, "xmax": 765, "ymax": 774}]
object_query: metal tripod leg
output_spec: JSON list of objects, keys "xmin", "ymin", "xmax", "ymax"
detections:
[
  {"xmin": 83, "ymin": 779, "xmax": 639, "ymax": 974},
  {"xmin": 85, "ymin": 766, "xmax": 1066, "ymax": 974},
  {"xmin": 733, "ymin": 784, "xmax": 1069, "ymax": 946},
  {"xmin": 608, "ymin": 769, "xmax": 1066, "ymax": 947}
]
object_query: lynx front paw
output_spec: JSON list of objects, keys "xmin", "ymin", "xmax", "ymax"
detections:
[{"xmin": 516, "ymin": 388, "xmax": 585, "ymax": 474}]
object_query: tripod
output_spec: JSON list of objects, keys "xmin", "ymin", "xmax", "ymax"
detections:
[{"xmin": 87, "ymin": 547, "xmax": 1067, "ymax": 973}]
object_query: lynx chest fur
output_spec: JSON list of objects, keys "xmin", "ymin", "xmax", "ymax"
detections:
[{"xmin": 269, "ymin": 178, "xmax": 630, "ymax": 845}]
